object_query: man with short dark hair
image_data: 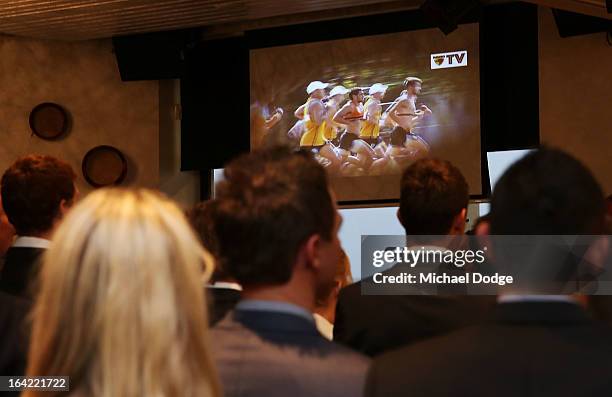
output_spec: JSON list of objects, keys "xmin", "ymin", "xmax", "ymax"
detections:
[
  {"xmin": 397, "ymin": 158, "xmax": 469, "ymax": 235},
  {"xmin": 188, "ymin": 200, "xmax": 242, "ymax": 326},
  {"xmin": 334, "ymin": 158, "xmax": 494, "ymax": 356},
  {"xmin": 365, "ymin": 148, "xmax": 612, "ymax": 397},
  {"xmin": 0, "ymin": 154, "xmax": 77, "ymax": 298},
  {"xmin": 211, "ymin": 147, "xmax": 369, "ymax": 397}
]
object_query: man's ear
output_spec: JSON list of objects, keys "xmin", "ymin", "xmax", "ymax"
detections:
[
  {"xmin": 298, "ymin": 234, "xmax": 323, "ymax": 271},
  {"xmin": 59, "ymin": 186, "xmax": 79, "ymax": 217},
  {"xmin": 59, "ymin": 199, "xmax": 71, "ymax": 217},
  {"xmin": 475, "ymin": 220, "xmax": 490, "ymax": 236},
  {"xmin": 451, "ymin": 208, "xmax": 467, "ymax": 234},
  {"xmin": 396, "ymin": 208, "xmax": 405, "ymax": 229},
  {"xmin": 332, "ymin": 279, "xmax": 343, "ymax": 299}
]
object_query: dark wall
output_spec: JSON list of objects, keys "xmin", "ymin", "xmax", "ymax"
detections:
[
  {"xmin": 113, "ymin": 29, "xmax": 198, "ymax": 81},
  {"xmin": 479, "ymin": 2, "xmax": 540, "ymax": 195},
  {"xmin": 480, "ymin": 2, "xmax": 539, "ymax": 152},
  {"xmin": 180, "ymin": 37, "xmax": 250, "ymax": 171}
]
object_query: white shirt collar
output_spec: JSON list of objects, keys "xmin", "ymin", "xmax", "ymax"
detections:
[
  {"xmin": 406, "ymin": 245, "xmax": 447, "ymax": 252},
  {"xmin": 208, "ymin": 281, "xmax": 242, "ymax": 291},
  {"xmin": 498, "ymin": 295, "xmax": 578, "ymax": 304},
  {"xmin": 12, "ymin": 236, "xmax": 51, "ymax": 249},
  {"xmin": 236, "ymin": 299, "xmax": 314, "ymax": 323},
  {"xmin": 313, "ymin": 313, "xmax": 334, "ymax": 340}
]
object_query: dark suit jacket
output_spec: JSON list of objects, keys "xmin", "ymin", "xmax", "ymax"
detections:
[
  {"xmin": 211, "ymin": 309, "xmax": 370, "ymax": 397},
  {"xmin": 0, "ymin": 247, "xmax": 45, "ymax": 299},
  {"xmin": 334, "ymin": 271, "xmax": 496, "ymax": 356},
  {"xmin": 206, "ymin": 287, "xmax": 241, "ymax": 326},
  {"xmin": 0, "ymin": 291, "xmax": 30, "ymax": 379},
  {"xmin": 366, "ymin": 302, "xmax": 612, "ymax": 397}
]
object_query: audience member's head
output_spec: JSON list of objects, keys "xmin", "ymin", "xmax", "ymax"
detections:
[
  {"xmin": 398, "ymin": 158, "xmax": 469, "ymax": 236},
  {"xmin": 606, "ymin": 194, "xmax": 612, "ymax": 233},
  {"xmin": 214, "ymin": 147, "xmax": 342, "ymax": 308},
  {"xmin": 25, "ymin": 189, "xmax": 219, "ymax": 397},
  {"xmin": 490, "ymin": 148, "xmax": 607, "ymax": 294},
  {"xmin": 188, "ymin": 199, "xmax": 231, "ymax": 283},
  {"xmin": 0, "ymin": 195, "xmax": 15, "ymax": 255},
  {"xmin": 1, "ymin": 155, "xmax": 77, "ymax": 238},
  {"xmin": 188, "ymin": 200, "xmax": 219, "ymax": 253},
  {"xmin": 490, "ymin": 148, "xmax": 605, "ymax": 235}
]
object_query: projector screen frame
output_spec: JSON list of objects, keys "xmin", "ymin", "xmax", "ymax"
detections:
[
  {"xmin": 184, "ymin": 3, "xmax": 540, "ymax": 206},
  {"xmin": 246, "ymin": 9, "xmax": 486, "ymax": 206}
]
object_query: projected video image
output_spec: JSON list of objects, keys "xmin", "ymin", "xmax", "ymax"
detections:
[{"xmin": 250, "ymin": 24, "xmax": 481, "ymax": 201}]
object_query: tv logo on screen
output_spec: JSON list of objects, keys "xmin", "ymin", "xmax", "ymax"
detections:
[{"xmin": 430, "ymin": 51, "xmax": 468, "ymax": 69}]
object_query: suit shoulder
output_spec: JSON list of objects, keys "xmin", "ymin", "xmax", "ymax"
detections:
[
  {"xmin": 338, "ymin": 277, "xmax": 397, "ymax": 308},
  {"xmin": 0, "ymin": 292, "xmax": 29, "ymax": 325},
  {"xmin": 339, "ymin": 280, "xmax": 363, "ymax": 299},
  {"xmin": 324, "ymin": 338, "xmax": 371, "ymax": 363},
  {"xmin": 314, "ymin": 339, "xmax": 371, "ymax": 382},
  {"xmin": 375, "ymin": 325, "xmax": 481, "ymax": 367}
]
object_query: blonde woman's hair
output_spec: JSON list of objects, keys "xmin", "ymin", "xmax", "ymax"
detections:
[{"xmin": 24, "ymin": 188, "xmax": 220, "ymax": 397}]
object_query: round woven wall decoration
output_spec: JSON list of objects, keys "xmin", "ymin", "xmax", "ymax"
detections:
[
  {"xmin": 82, "ymin": 145, "xmax": 128, "ymax": 188},
  {"xmin": 29, "ymin": 102, "xmax": 69, "ymax": 139}
]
